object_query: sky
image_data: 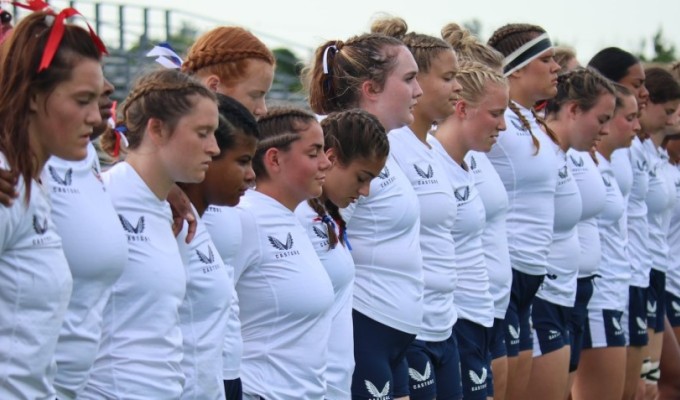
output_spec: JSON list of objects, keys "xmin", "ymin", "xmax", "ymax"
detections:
[{"xmin": 46, "ymin": 0, "xmax": 680, "ymax": 64}]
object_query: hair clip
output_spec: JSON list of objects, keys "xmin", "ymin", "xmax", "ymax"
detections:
[{"xmin": 322, "ymin": 44, "xmax": 338, "ymax": 75}]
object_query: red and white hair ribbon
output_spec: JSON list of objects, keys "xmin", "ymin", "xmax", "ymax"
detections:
[{"xmin": 12, "ymin": 0, "xmax": 108, "ymax": 71}]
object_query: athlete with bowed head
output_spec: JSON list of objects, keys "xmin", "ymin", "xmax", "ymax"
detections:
[
  {"xmin": 573, "ymin": 84, "xmax": 640, "ymax": 400},
  {"xmin": 232, "ymin": 107, "xmax": 334, "ymax": 399},
  {"xmin": 529, "ymin": 68, "xmax": 615, "ymax": 400},
  {"xmin": 371, "ymin": 15, "xmax": 465, "ymax": 400},
  {"xmin": 295, "ymin": 109, "xmax": 389, "ymax": 399},
  {"xmin": 174, "ymin": 95, "xmax": 260, "ymax": 400},
  {"xmin": 637, "ymin": 67, "xmax": 680, "ymax": 399},
  {"xmin": 486, "ymin": 23, "xmax": 561, "ymax": 400},
  {"xmin": 432, "ymin": 60, "xmax": 510, "ymax": 400},
  {"xmin": 182, "ymin": 26, "xmax": 275, "ymax": 399},
  {"xmin": 306, "ymin": 29, "xmax": 423, "ymax": 400},
  {"xmin": 587, "ymin": 47, "xmax": 651, "ymax": 400},
  {"xmin": 80, "ymin": 69, "xmax": 219, "ymax": 399},
  {"xmin": 0, "ymin": 9, "xmax": 105, "ymax": 399},
  {"xmin": 440, "ymin": 22, "xmax": 514, "ymax": 400}
]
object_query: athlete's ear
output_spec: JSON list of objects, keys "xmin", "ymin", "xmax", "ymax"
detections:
[
  {"xmin": 204, "ymin": 75, "xmax": 221, "ymax": 92},
  {"xmin": 146, "ymin": 117, "xmax": 168, "ymax": 145},
  {"xmin": 263, "ymin": 147, "xmax": 281, "ymax": 175},
  {"xmin": 455, "ymin": 100, "xmax": 468, "ymax": 118},
  {"xmin": 360, "ymin": 79, "xmax": 381, "ymax": 102},
  {"xmin": 325, "ymin": 147, "xmax": 337, "ymax": 167}
]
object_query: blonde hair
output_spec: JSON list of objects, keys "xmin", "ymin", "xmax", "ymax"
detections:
[
  {"xmin": 456, "ymin": 60, "xmax": 508, "ymax": 106},
  {"xmin": 441, "ymin": 23, "xmax": 503, "ymax": 70}
]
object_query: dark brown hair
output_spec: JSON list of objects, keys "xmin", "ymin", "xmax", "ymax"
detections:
[
  {"xmin": 254, "ymin": 106, "xmax": 318, "ymax": 179},
  {"xmin": 304, "ymin": 33, "xmax": 404, "ymax": 114},
  {"xmin": 0, "ymin": 11, "xmax": 103, "ymax": 199},
  {"xmin": 309, "ymin": 109, "xmax": 389, "ymax": 249}
]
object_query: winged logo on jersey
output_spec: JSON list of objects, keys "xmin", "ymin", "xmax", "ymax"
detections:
[
  {"xmin": 196, "ymin": 246, "xmax": 215, "ymax": 264},
  {"xmin": 268, "ymin": 233, "xmax": 294, "ymax": 250},
  {"xmin": 365, "ymin": 380, "xmax": 390, "ymax": 398},
  {"xmin": 33, "ymin": 214, "xmax": 48, "ymax": 235},
  {"xmin": 414, "ymin": 164, "xmax": 434, "ymax": 179},
  {"xmin": 636, "ymin": 316, "xmax": 647, "ymax": 330},
  {"xmin": 647, "ymin": 300, "xmax": 657, "ymax": 313},
  {"xmin": 48, "ymin": 166, "xmax": 73, "ymax": 186},
  {"xmin": 118, "ymin": 214, "xmax": 145, "ymax": 234},
  {"xmin": 508, "ymin": 324, "xmax": 520, "ymax": 339},
  {"xmin": 558, "ymin": 166, "xmax": 569, "ymax": 179},
  {"xmin": 602, "ymin": 176, "xmax": 612, "ymax": 187},
  {"xmin": 649, "ymin": 167, "xmax": 657, "ymax": 178},
  {"xmin": 570, "ymin": 155, "xmax": 584, "ymax": 167},
  {"xmin": 636, "ymin": 160, "xmax": 647, "ymax": 171},
  {"xmin": 469, "ymin": 367, "xmax": 487, "ymax": 385},
  {"xmin": 672, "ymin": 301, "xmax": 680, "ymax": 313},
  {"xmin": 408, "ymin": 362, "xmax": 432, "ymax": 382},
  {"xmin": 378, "ymin": 166, "xmax": 390, "ymax": 180},
  {"xmin": 469, "ymin": 155, "xmax": 477, "ymax": 170},
  {"xmin": 612, "ymin": 317, "xmax": 622, "ymax": 331},
  {"xmin": 313, "ymin": 225, "xmax": 328, "ymax": 240},
  {"xmin": 455, "ymin": 186, "xmax": 470, "ymax": 202}
]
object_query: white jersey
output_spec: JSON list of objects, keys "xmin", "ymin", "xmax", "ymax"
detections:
[
  {"xmin": 202, "ymin": 205, "xmax": 243, "ymax": 381},
  {"xmin": 340, "ymin": 149, "xmax": 424, "ymax": 334},
  {"xmin": 590, "ymin": 152, "xmax": 630, "ymax": 310},
  {"xmin": 81, "ymin": 162, "xmax": 187, "ymax": 400},
  {"xmin": 295, "ymin": 201, "xmax": 355, "ymax": 399},
  {"xmin": 537, "ymin": 146, "xmax": 583, "ymax": 306},
  {"xmin": 487, "ymin": 103, "xmax": 559, "ymax": 275},
  {"xmin": 0, "ymin": 153, "xmax": 72, "ymax": 400},
  {"xmin": 465, "ymin": 151, "xmax": 512, "ymax": 319},
  {"xmin": 643, "ymin": 140, "xmax": 675, "ymax": 273},
  {"xmin": 612, "ymin": 137, "xmax": 651, "ymax": 287},
  {"xmin": 430, "ymin": 138, "xmax": 494, "ymax": 328},
  {"xmin": 388, "ymin": 128, "xmax": 457, "ymax": 341},
  {"xmin": 177, "ymin": 204, "xmax": 231, "ymax": 400},
  {"xmin": 44, "ymin": 144, "xmax": 128, "ymax": 400},
  {"xmin": 567, "ymin": 150, "xmax": 606, "ymax": 278},
  {"xmin": 665, "ymin": 164, "xmax": 680, "ymax": 297},
  {"xmin": 235, "ymin": 190, "xmax": 334, "ymax": 400}
]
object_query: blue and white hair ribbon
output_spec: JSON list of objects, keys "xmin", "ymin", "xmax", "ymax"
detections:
[{"xmin": 146, "ymin": 42, "xmax": 183, "ymax": 69}]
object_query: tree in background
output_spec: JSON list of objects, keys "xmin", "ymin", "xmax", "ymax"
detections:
[{"xmin": 638, "ymin": 27, "xmax": 676, "ymax": 63}]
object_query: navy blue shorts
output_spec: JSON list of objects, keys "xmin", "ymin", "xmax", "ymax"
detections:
[
  {"xmin": 224, "ymin": 378, "xmax": 243, "ymax": 400},
  {"xmin": 454, "ymin": 319, "xmax": 494, "ymax": 400},
  {"xmin": 405, "ymin": 333, "xmax": 462, "ymax": 400},
  {"xmin": 666, "ymin": 291, "xmax": 680, "ymax": 327},
  {"xmin": 583, "ymin": 309, "xmax": 626, "ymax": 349},
  {"xmin": 489, "ymin": 318, "xmax": 507, "ymax": 360},
  {"xmin": 568, "ymin": 276, "xmax": 594, "ymax": 372},
  {"xmin": 646, "ymin": 269, "xmax": 666, "ymax": 333},
  {"xmin": 351, "ymin": 310, "xmax": 416, "ymax": 400},
  {"xmin": 531, "ymin": 297, "xmax": 570, "ymax": 357},
  {"xmin": 504, "ymin": 269, "xmax": 544, "ymax": 356},
  {"xmin": 622, "ymin": 285, "xmax": 649, "ymax": 347}
]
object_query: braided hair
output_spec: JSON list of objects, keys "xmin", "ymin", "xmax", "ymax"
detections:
[
  {"xmin": 441, "ymin": 23, "xmax": 503, "ymax": 70},
  {"xmin": 371, "ymin": 16, "xmax": 452, "ymax": 74},
  {"xmin": 309, "ymin": 109, "xmax": 389, "ymax": 249},
  {"xmin": 111, "ymin": 69, "xmax": 216, "ymax": 150},
  {"xmin": 254, "ymin": 106, "xmax": 318, "ymax": 179},
  {"xmin": 182, "ymin": 26, "xmax": 275, "ymax": 86}
]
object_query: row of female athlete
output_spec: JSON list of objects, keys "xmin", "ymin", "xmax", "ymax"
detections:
[{"xmin": 1, "ymin": 2, "xmax": 680, "ymax": 400}]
